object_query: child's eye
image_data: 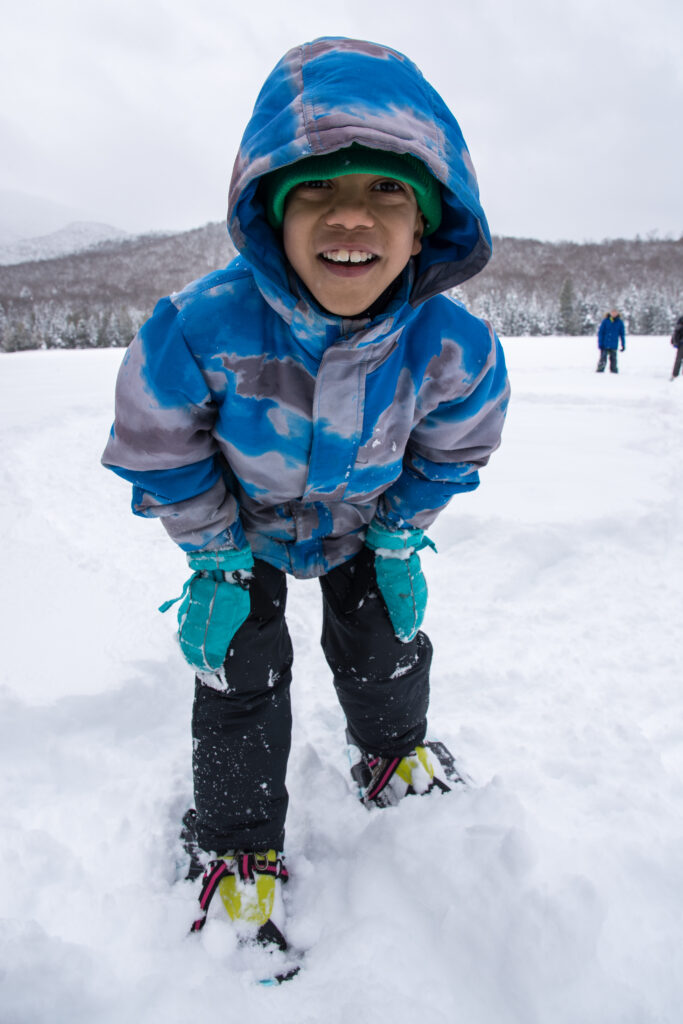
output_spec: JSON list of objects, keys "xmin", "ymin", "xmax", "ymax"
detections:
[
  {"xmin": 297, "ymin": 179, "xmax": 331, "ymax": 190},
  {"xmin": 373, "ymin": 179, "xmax": 406, "ymax": 194}
]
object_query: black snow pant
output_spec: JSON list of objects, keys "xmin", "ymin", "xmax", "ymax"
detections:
[
  {"xmin": 597, "ymin": 348, "xmax": 619, "ymax": 372},
  {"xmin": 672, "ymin": 346, "xmax": 683, "ymax": 379},
  {"xmin": 191, "ymin": 549, "xmax": 431, "ymax": 854}
]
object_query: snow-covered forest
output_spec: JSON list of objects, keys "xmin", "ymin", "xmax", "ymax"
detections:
[
  {"xmin": 1, "ymin": 227, "xmax": 681, "ymax": 351},
  {"xmin": 457, "ymin": 235, "xmax": 682, "ymax": 337},
  {"xmin": 1, "ymin": 337, "xmax": 682, "ymax": 1023}
]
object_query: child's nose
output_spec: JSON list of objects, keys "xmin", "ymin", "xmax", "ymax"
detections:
[{"xmin": 324, "ymin": 194, "xmax": 375, "ymax": 229}]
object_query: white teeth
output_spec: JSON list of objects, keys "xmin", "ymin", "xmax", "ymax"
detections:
[{"xmin": 322, "ymin": 250, "xmax": 376, "ymax": 264}]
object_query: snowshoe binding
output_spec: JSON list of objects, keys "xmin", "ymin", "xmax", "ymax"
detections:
[
  {"xmin": 181, "ymin": 809, "xmax": 300, "ymax": 984},
  {"xmin": 180, "ymin": 808, "xmax": 206, "ymax": 881},
  {"xmin": 348, "ymin": 736, "xmax": 469, "ymax": 808}
]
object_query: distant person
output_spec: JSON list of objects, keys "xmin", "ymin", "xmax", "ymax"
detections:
[
  {"xmin": 670, "ymin": 314, "xmax": 683, "ymax": 381},
  {"xmin": 596, "ymin": 309, "xmax": 626, "ymax": 373}
]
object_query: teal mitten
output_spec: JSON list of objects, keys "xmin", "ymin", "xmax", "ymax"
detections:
[
  {"xmin": 364, "ymin": 520, "xmax": 436, "ymax": 643},
  {"xmin": 160, "ymin": 547, "xmax": 254, "ymax": 672}
]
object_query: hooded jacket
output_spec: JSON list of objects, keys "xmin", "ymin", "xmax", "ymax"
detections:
[
  {"xmin": 598, "ymin": 314, "xmax": 626, "ymax": 350},
  {"xmin": 102, "ymin": 37, "xmax": 510, "ymax": 579}
]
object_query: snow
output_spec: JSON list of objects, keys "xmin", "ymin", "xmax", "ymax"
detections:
[{"xmin": 1, "ymin": 336, "xmax": 682, "ymax": 1023}]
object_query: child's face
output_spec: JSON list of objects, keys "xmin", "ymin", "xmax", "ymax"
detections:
[{"xmin": 282, "ymin": 173, "xmax": 424, "ymax": 316}]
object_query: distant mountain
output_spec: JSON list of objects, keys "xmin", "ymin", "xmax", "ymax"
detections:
[
  {"xmin": 0, "ymin": 222, "xmax": 681, "ymax": 351},
  {"xmin": 0, "ymin": 221, "xmax": 130, "ymax": 266},
  {"xmin": 0, "ymin": 221, "xmax": 234, "ymax": 304},
  {"xmin": 0, "ymin": 189, "xmax": 99, "ymax": 246},
  {"xmin": 0, "ymin": 222, "xmax": 235, "ymax": 350}
]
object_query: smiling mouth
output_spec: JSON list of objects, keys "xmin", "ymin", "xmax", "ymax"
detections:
[{"xmin": 319, "ymin": 249, "xmax": 379, "ymax": 265}]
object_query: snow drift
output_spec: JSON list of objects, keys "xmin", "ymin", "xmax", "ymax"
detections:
[{"xmin": 1, "ymin": 336, "xmax": 681, "ymax": 1023}]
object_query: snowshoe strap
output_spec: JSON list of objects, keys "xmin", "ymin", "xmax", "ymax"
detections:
[
  {"xmin": 190, "ymin": 860, "xmax": 231, "ymax": 933},
  {"xmin": 361, "ymin": 744, "xmax": 460, "ymax": 807},
  {"xmin": 190, "ymin": 852, "xmax": 288, "ymax": 933},
  {"xmin": 364, "ymin": 756, "xmax": 402, "ymax": 804}
]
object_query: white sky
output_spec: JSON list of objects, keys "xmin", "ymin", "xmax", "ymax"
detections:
[{"xmin": 1, "ymin": 0, "xmax": 682, "ymax": 242}]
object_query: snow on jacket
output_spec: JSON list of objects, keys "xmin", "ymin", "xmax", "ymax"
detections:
[
  {"xmin": 102, "ymin": 37, "xmax": 510, "ymax": 579},
  {"xmin": 598, "ymin": 314, "xmax": 626, "ymax": 350}
]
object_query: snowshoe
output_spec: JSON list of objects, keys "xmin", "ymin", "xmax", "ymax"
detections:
[{"xmin": 348, "ymin": 736, "xmax": 469, "ymax": 808}]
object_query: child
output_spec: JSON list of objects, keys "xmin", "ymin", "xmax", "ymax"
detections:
[{"xmin": 102, "ymin": 36, "xmax": 510, "ymax": 954}]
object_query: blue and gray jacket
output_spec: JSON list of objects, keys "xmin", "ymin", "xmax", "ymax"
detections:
[{"xmin": 102, "ymin": 37, "xmax": 510, "ymax": 579}]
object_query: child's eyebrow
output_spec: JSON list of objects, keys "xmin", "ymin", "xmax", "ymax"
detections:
[{"xmin": 295, "ymin": 179, "xmax": 331, "ymax": 190}]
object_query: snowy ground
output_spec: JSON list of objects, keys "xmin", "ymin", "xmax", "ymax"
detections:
[{"xmin": 1, "ymin": 336, "xmax": 682, "ymax": 1024}]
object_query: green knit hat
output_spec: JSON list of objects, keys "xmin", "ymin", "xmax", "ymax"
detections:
[{"xmin": 263, "ymin": 144, "xmax": 442, "ymax": 235}]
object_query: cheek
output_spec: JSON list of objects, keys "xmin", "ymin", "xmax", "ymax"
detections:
[
  {"xmin": 282, "ymin": 220, "xmax": 307, "ymax": 274},
  {"xmin": 411, "ymin": 213, "xmax": 424, "ymax": 256},
  {"xmin": 282, "ymin": 222, "xmax": 296, "ymax": 264}
]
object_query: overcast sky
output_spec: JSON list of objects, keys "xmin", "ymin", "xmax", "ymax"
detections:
[{"xmin": 2, "ymin": 0, "xmax": 681, "ymax": 242}]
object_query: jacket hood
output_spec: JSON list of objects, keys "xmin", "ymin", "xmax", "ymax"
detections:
[{"xmin": 227, "ymin": 37, "xmax": 492, "ymax": 316}]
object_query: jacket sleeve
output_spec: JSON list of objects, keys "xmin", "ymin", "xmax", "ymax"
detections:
[
  {"xmin": 377, "ymin": 321, "xmax": 510, "ymax": 530},
  {"xmin": 101, "ymin": 297, "xmax": 245, "ymax": 552},
  {"xmin": 598, "ymin": 320, "xmax": 606, "ymax": 347}
]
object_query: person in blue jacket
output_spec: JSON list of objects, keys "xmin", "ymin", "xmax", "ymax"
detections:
[
  {"xmin": 597, "ymin": 309, "xmax": 626, "ymax": 372},
  {"xmin": 102, "ymin": 37, "xmax": 509, "ymax": 952}
]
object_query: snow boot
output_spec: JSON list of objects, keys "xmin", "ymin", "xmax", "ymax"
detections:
[
  {"xmin": 191, "ymin": 849, "xmax": 300, "ymax": 983},
  {"xmin": 191, "ymin": 849, "xmax": 290, "ymax": 950},
  {"xmin": 180, "ymin": 806, "xmax": 297, "ymax": 974},
  {"xmin": 348, "ymin": 737, "xmax": 469, "ymax": 808}
]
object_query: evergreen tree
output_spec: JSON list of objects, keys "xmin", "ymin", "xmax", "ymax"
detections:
[{"xmin": 559, "ymin": 278, "xmax": 578, "ymax": 335}]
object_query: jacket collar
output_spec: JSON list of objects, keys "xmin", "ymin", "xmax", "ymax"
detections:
[{"xmin": 252, "ymin": 258, "xmax": 419, "ymax": 358}]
